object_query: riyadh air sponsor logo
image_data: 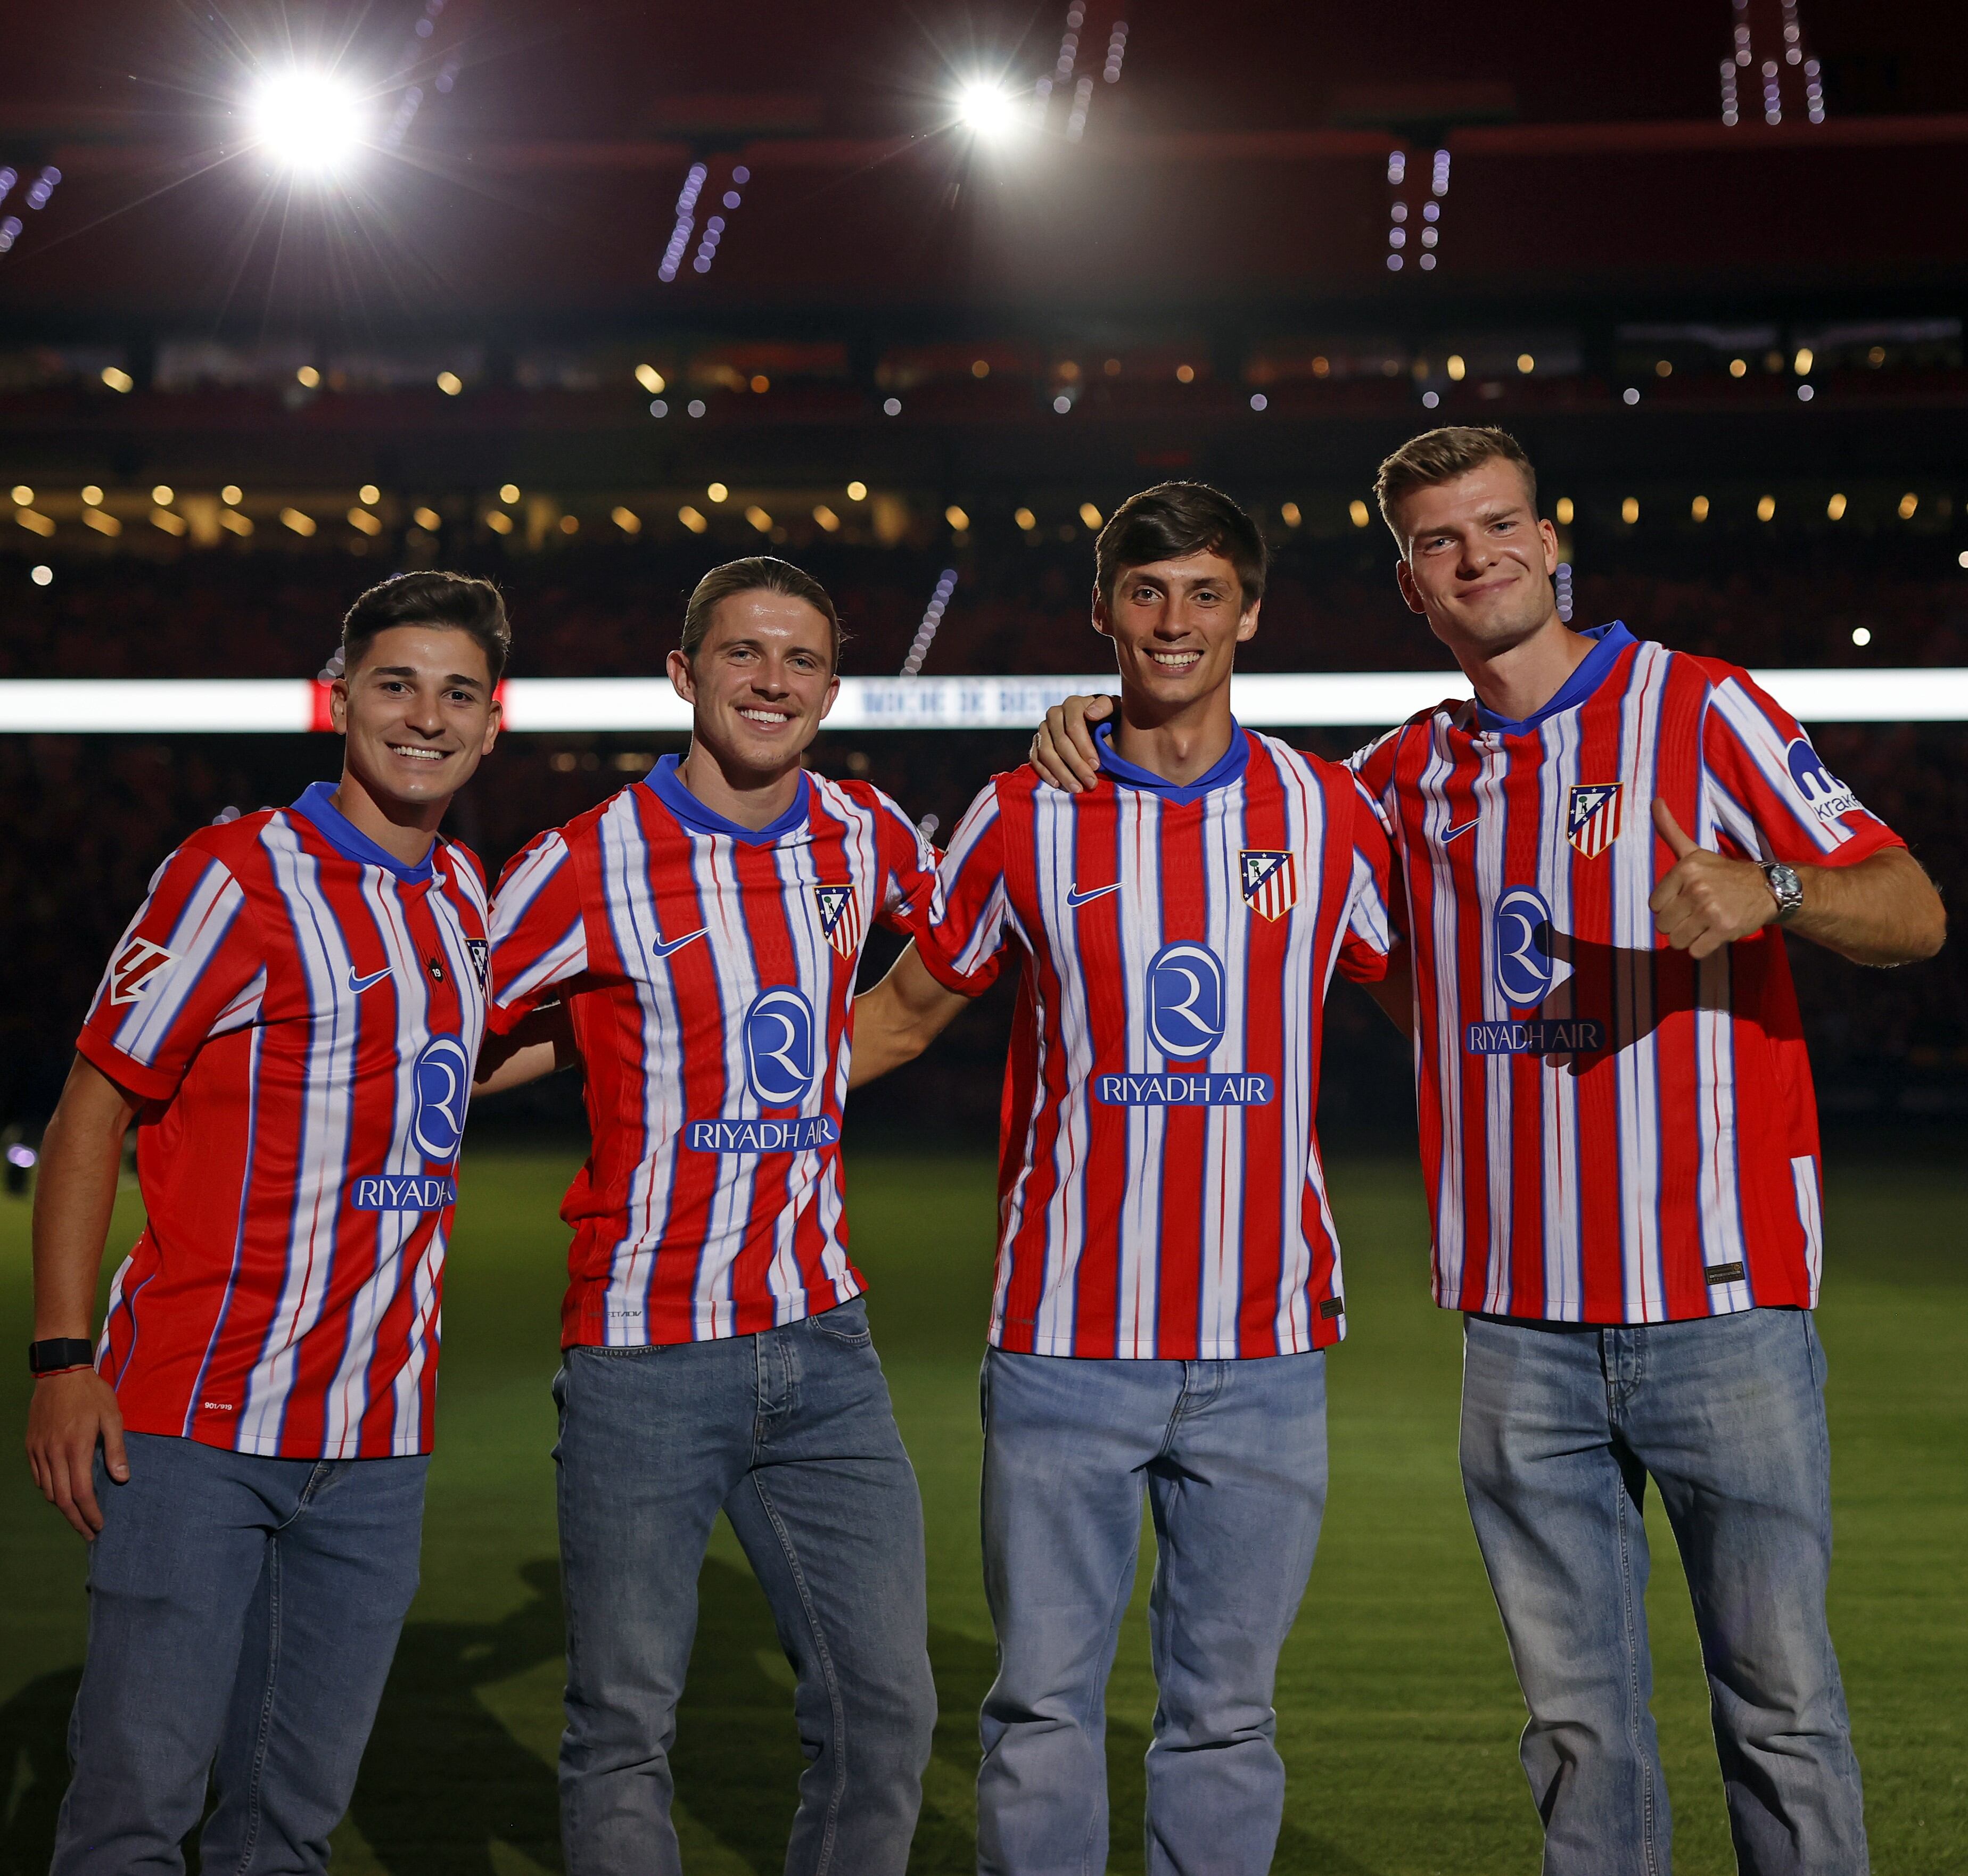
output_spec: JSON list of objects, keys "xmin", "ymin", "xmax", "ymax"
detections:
[
  {"xmin": 1239, "ymin": 849, "xmax": 1298, "ymax": 921},
  {"xmin": 1094, "ymin": 1072, "xmax": 1275, "ymax": 1106},
  {"xmin": 1785, "ymin": 738, "xmax": 1860, "ymax": 823},
  {"xmin": 410, "ymin": 1036, "xmax": 471, "ymax": 1161},
  {"xmin": 1465, "ymin": 1019, "xmax": 1607, "ymax": 1055},
  {"xmin": 1493, "ymin": 887, "xmax": 1554, "ymax": 1007},
  {"xmin": 813, "ymin": 884, "xmax": 861, "ymax": 958},
  {"xmin": 109, "ymin": 938, "xmax": 177, "ymax": 1006},
  {"xmin": 465, "ymin": 937, "xmax": 490, "ymax": 992},
  {"xmin": 348, "ymin": 965, "xmax": 393, "ymax": 994},
  {"xmin": 1146, "ymin": 942, "xmax": 1226, "ymax": 1060},
  {"xmin": 744, "ymin": 986, "xmax": 818, "ymax": 1105},
  {"xmin": 1567, "ymin": 782, "xmax": 1624, "ymax": 857},
  {"xmin": 1065, "ymin": 881, "xmax": 1121, "ymax": 908},
  {"xmin": 685, "ymin": 1115, "xmax": 842, "ymax": 1154},
  {"xmin": 351, "ymin": 1173, "xmax": 460, "ymax": 1211}
]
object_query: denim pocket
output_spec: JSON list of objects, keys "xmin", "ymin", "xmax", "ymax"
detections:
[{"xmin": 806, "ymin": 1296, "xmax": 872, "ymax": 1345}]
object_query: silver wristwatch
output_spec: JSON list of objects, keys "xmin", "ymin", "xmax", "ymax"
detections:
[{"xmin": 1761, "ymin": 861, "xmax": 1804, "ymax": 923}]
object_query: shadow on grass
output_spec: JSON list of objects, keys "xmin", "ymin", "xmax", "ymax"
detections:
[
  {"xmin": 350, "ymin": 1558, "xmax": 567, "ymax": 1875},
  {"xmin": 0, "ymin": 1666, "xmax": 79, "ymax": 1876},
  {"xmin": 2, "ymin": 1557, "xmax": 1379, "ymax": 1876}
]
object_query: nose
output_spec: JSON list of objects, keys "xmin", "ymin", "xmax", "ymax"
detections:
[
  {"xmin": 404, "ymin": 692, "xmax": 446, "ymax": 735},
  {"xmin": 748, "ymin": 661, "xmax": 792, "ymax": 696}
]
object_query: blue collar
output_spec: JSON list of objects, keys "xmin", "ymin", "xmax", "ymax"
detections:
[
  {"xmin": 289, "ymin": 781, "xmax": 436, "ymax": 883},
  {"xmin": 645, "ymin": 753, "xmax": 811, "ymax": 845},
  {"xmin": 1473, "ymin": 621, "xmax": 1637, "ymax": 737},
  {"xmin": 1094, "ymin": 721, "xmax": 1251, "ymax": 806}
]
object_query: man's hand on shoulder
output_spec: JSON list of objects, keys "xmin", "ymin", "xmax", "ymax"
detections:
[
  {"xmin": 1030, "ymin": 696, "xmax": 1115, "ymax": 794},
  {"xmin": 26, "ymin": 1367, "xmax": 128, "ymax": 1540}
]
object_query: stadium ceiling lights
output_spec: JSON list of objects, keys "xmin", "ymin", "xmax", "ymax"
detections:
[
  {"xmin": 249, "ymin": 69, "xmax": 365, "ymax": 173},
  {"xmin": 955, "ymin": 80, "xmax": 1022, "ymax": 139}
]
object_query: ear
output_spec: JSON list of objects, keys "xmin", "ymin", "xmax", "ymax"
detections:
[
  {"xmin": 816, "ymin": 671, "xmax": 842, "ymax": 722},
  {"xmin": 666, "ymin": 646, "xmax": 698, "ymax": 703},
  {"xmin": 480, "ymin": 696, "xmax": 503, "ymax": 754},
  {"xmin": 1090, "ymin": 583, "xmax": 1113, "ymax": 640},
  {"xmin": 329, "ymin": 677, "xmax": 350, "ymax": 733},
  {"xmin": 1393, "ymin": 556, "xmax": 1428, "ymax": 617},
  {"xmin": 1538, "ymin": 516, "xmax": 1560, "ymax": 576},
  {"xmin": 1236, "ymin": 597, "xmax": 1262, "ymax": 644}
]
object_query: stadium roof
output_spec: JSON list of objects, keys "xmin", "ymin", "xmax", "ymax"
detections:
[{"xmin": 0, "ymin": 1, "xmax": 1964, "ymax": 327}]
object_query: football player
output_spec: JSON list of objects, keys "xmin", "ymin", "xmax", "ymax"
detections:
[
  {"xmin": 27, "ymin": 572, "xmax": 506, "ymax": 1875},
  {"xmin": 479, "ymin": 557, "xmax": 940, "ymax": 1876},
  {"xmin": 850, "ymin": 484, "xmax": 1394, "ymax": 1876}
]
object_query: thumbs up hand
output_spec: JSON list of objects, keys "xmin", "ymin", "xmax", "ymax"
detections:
[{"xmin": 1647, "ymin": 798, "xmax": 1783, "ymax": 958}]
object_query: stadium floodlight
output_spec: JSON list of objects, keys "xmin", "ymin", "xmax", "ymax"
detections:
[
  {"xmin": 250, "ymin": 70, "xmax": 364, "ymax": 173},
  {"xmin": 956, "ymin": 80, "xmax": 1020, "ymax": 138}
]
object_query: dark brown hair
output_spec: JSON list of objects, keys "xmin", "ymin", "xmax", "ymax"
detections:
[
  {"xmin": 342, "ymin": 572, "xmax": 510, "ymax": 686},
  {"xmin": 1093, "ymin": 482, "xmax": 1267, "ymax": 610},
  {"xmin": 680, "ymin": 556, "xmax": 844, "ymax": 668},
  {"xmin": 1374, "ymin": 426, "xmax": 1538, "ymax": 539}
]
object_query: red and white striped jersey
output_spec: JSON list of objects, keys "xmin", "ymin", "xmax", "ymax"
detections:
[
  {"xmin": 1351, "ymin": 621, "xmax": 1905, "ymax": 1325},
  {"xmin": 488, "ymin": 757, "xmax": 939, "ymax": 1348},
  {"xmin": 917, "ymin": 726, "xmax": 1394, "ymax": 1360},
  {"xmin": 77, "ymin": 782, "xmax": 490, "ymax": 1458}
]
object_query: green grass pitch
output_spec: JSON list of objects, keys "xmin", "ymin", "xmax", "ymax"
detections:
[{"xmin": 3, "ymin": 1148, "xmax": 1963, "ymax": 1874}]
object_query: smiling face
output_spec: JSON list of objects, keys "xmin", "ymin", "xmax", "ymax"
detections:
[
  {"xmin": 1390, "ymin": 457, "xmax": 1561, "ymax": 659},
  {"xmin": 666, "ymin": 589, "xmax": 840, "ymax": 780},
  {"xmin": 1094, "ymin": 549, "xmax": 1259, "ymax": 714},
  {"xmin": 331, "ymin": 624, "xmax": 500, "ymax": 813}
]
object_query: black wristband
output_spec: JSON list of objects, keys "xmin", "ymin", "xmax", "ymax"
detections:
[{"xmin": 28, "ymin": 1338, "xmax": 96, "ymax": 1376}]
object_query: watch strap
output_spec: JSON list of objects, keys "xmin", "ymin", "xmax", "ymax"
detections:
[
  {"xmin": 28, "ymin": 1337, "xmax": 96, "ymax": 1377},
  {"xmin": 1761, "ymin": 862, "xmax": 1804, "ymax": 923}
]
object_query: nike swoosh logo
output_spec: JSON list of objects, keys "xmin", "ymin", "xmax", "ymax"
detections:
[
  {"xmin": 348, "ymin": 966, "xmax": 393, "ymax": 993},
  {"xmin": 650, "ymin": 928, "xmax": 707, "ymax": 961},
  {"xmin": 1065, "ymin": 883, "xmax": 1121, "ymax": 908},
  {"xmin": 1442, "ymin": 819, "xmax": 1480, "ymax": 842}
]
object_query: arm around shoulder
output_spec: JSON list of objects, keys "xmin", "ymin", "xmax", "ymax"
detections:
[{"xmin": 850, "ymin": 944, "xmax": 982, "ymax": 1088}]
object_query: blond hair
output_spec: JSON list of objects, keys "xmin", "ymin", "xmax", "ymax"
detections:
[{"xmin": 1373, "ymin": 426, "xmax": 1538, "ymax": 540}]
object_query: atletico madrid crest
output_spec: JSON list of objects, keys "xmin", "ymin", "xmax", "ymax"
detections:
[
  {"xmin": 1239, "ymin": 850, "xmax": 1299, "ymax": 921},
  {"xmin": 813, "ymin": 884, "xmax": 861, "ymax": 958},
  {"xmin": 1567, "ymin": 783, "xmax": 1624, "ymax": 857}
]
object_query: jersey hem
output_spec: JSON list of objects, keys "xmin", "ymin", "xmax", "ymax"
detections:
[
  {"xmin": 1442, "ymin": 1293, "xmax": 1813, "ymax": 1325},
  {"xmin": 914, "ymin": 940, "xmax": 995, "ymax": 998},
  {"xmin": 562, "ymin": 1275, "xmax": 864, "ymax": 1348},
  {"xmin": 116, "ymin": 1417, "xmax": 434, "ymax": 1459},
  {"xmin": 988, "ymin": 1324, "xmax": 1346, "ymax": 1358},
  {"xmin": 75, "ymin": 1029, "xmax": 183, "ymax": 1105}
]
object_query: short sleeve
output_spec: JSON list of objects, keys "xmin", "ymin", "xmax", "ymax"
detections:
[
  {"xmin": 915, "ymin": 786, "xmax": 1012, "ymax": 995},
  {"xmin": 77, "ymin": 844, "xmax": 266, "ymax": 1103},
  {"xmin": 1337, "ymin": 776, "xmax": 1396, "ymax": 984},
  {"xmin": 487, "ymin": 830, "xmax": 589, "ymax": 1033},
  {"xmin": 870, "ymin": 790, "xmax": 946, "ymax": 938},
  {"xmin": 1700, "ymin": 672, "xmax": 1903, "ymax": 868}
]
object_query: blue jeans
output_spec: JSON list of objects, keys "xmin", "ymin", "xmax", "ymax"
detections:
[
  {"xmin": 50, "ymin": 1430, "xmax": 428, "ymax": 1876},
  {"xmin": 976, "ymin": 1346, "xmax": 1328, "ymax": 1876},
  {"xmin": 1461, "ymin": 1308, "xmax": 1868, "ymax": 1876},
  {"xmin": 553, "ymin": 1294, "xmax": 935, "ymax": 1876}
]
